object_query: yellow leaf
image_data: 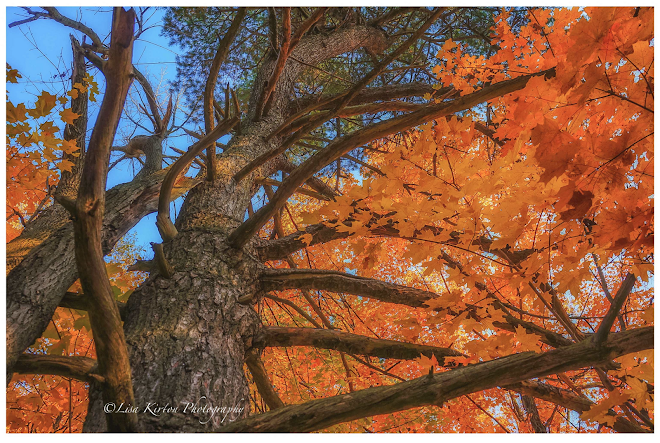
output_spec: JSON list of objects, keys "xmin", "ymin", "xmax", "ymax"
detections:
[
  {"xmin": 59, "ymin": 108, "xmax": 80, "ymax": 124},
  {"xmin": 6, "ymin": 64, "xmax": 21, "ymax": 83},
  {"xmin": 640, "ymin": 305, "xmax": 653, "ymax": 325},
  {"xmin": 60, "ymin": 139, "xmax": 79, "ymax": 155},
  {"xmin": 6, "ymin": 101, "xmax": 28, "ymax": 123},
  {"xmin": 39, "ymin": 121, "xmax": 58, "ymax": 136},
  {"xmin": 299, "ymin": 233, "xmax": 313, "ymax": 245},
  {"xmin": 73, "ymin": 82, "xmax": 88, "ymax": 93},
  {"xmin": 57, "ymin": 159, "xmax": 75, "ymax": 172},
  {"xmin": 67, "ymin": 88, "xmax": 79, "ymax": 99},
  {"xmin": 514, "ymin": 325, "xmax": 542, "ymax": 353},
  {"xmin": 28, "ymin": 91, "xmax": 57, "ymax": 118},
  {"xmin": 300, "ymin": 212, "xmax": 318, "ymax": 225},
  {"xmin": 415, "ymin": 353, "xmax": 439, "ymax": 373}
]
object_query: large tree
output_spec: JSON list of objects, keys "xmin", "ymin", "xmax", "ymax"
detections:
[{"xmin": 6, "ymin": 6, "xmax": 654, "ymax": 433}]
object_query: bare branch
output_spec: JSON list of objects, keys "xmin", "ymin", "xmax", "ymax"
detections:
[
  {"xmin": 245, "ymin": 350, "xmax": 285, "ymax": 411},
  {"xmin": 156, "ymin": 117, "xmax": 239, "ymax": 241},
  {"xmin": 59, "ymin": 292, "xmax": 127, "ymax": 320},
  {"xmin": 68, "ymin": 8, "xmax": 137, "ymax": 432},
  {"xmin": 13, "ymin": 354, "xmax": 104, "ymax": 384},
  {"xmin": 255, "ymin": 178, "xmax": 331, "ymax": 201},
  {"xmin": 261, "ymin": 268, "xmax": 437, "ymax": 308},
  {"xmin": 260, "ymin": 326, "xmax": 464, "ymax": 362},
  {"xmin": 204, "ymin": 8, "xmax": 246, "ymax": 181}
]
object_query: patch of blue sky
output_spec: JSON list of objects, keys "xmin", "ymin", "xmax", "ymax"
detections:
[{"xmin": 6, "ymin": 7, "xmax": 224, "ymax": 253}]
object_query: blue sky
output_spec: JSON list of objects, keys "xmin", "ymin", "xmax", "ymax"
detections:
[{"xmin": 6, "ymin": 7, "xmax": 194, "ymax": 257}]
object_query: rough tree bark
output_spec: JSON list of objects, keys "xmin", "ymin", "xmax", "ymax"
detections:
[{"xmin": 83, "ymin": 23, "xmax": 389, "ymax": 432}]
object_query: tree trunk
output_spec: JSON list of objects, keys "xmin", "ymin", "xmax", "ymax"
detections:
[
  {"xmin": 84, "ymin": 118, "xmax": 279, "ymax": 431},
  {"xmin": 6, "ymin": 170, "xmax": 196, "ymax": 376},
  {"xmin": 82, "ymin": 23, "xmax": 388, "ymax": 431}
]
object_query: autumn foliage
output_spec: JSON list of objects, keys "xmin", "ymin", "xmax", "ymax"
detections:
[{"xmin": 6, "ymin": 6, "xmax": 654, "ymax": 433}]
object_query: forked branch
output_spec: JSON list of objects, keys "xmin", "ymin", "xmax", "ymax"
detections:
[
  {"xmin": 69, "ymin": 7, "xmax": 137, "ymax": 432},
  {"xmin": 204, "ymin": 8, "xmax": 246, "ymax": 181},
  {"xmin": 156, "ymin": 117, "xmax": 239, "ymax": 241}
]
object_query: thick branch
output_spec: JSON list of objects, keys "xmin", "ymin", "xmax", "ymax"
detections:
[
  {"xmin": 245, "ymin": 350, "xmax": 285, "ymax": 411},
  {"xmin": 70, "ymin": 8, "xmax": 137, "ymax": 432},
  {"xmin": 289, "ymin": 82, "xmax": 443, "ymax": 113},
  {"xmin": 221, "ymin": 327, "xmax": 653, "ymax": 432},
  {"xmin": 59, "ymin": 292, "xmax": 127, "ymax": 320},
  {"xmin": 204, "ymin": 8, "xmax": 246, "ymax": 181},
  {"xmin": 521, "ymin": 394, "xmax": 547, "ymax": 433},
  {"xmin": 7, "ymin": 168, "xmax": 199, "ymax": 376},
  {"xmin": 256, "ymin": 221, "xmax": 533, "ymax": 266},
  {"xmin": 239, "ymin": 9, "xmax": 445, "ymax": 178},
  {"xmin": 595, "ymin": 273, "xmax": 636, "ymax": 344},
  {"xmin": 261, "ymin": 326, "xmax": 464, "ymax": 362},
  {"xmin": 256, "ymin": 8, "xmax": 292, "ymax": 119},
  {"xmin": 13, "ymin": 354, "xmax": 103, "ymax": 384},
  {"xmin": 261, "ymin": 268, "xmax": 436, "ymax": 308}
]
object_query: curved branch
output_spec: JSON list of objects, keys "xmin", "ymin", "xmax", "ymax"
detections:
[
  {"xmin": 263, "ymin": 294, "xmax": 322, "ymax": 328},
  {"xmin": 261, "ymin": 326, "xmax": 464, "ymax": 362},
  {"xmin": 289, "ymin": 82, "xmax": 444, "ymax": 114},
  {"xmin": 132, "ymin": 67, "xmax": 163, "ymax": 133},
  {"xmin": 204, "ymin": 8, "xmax": 246, "ymax": 181},
  {"xmin": 13, "ymin": 354, "xmax": 103, "ymax": 384},
  {"xmin": 235, "ymin": 9, "xmax": 446, "ymax": 181},
  {"xmin": 40, "ymin": 7, "xmax": 105, "ymax": 48},
  {"xmin": 229, "ymin": 68, "xmax": 556, "ymax": 248},
  {"xmin": 7, "ymin": 168, "xmax": 200, "ymax": 375},
  {"xmin": 156, "ymin": 117, "xmax": 239, "ymax": 241},
  {"xmin": 221, "ymin": 327, "xmax": 653, "ymax": 432}
]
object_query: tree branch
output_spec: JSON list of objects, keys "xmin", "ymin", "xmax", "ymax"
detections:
[
  {"xmin": 70, "ymin": 8, "xmax": 137, "ymax": 432},
  {"xmin": 261, "ymin": 268, "xmax": 437, "ymax": 308},
  {"xmin": 260, "ymin": 326, "xmax": 464, "ymax": 362},
  {"xmin": 59, "ymin": 292, "xmax": 127, "ymax": 320},
  {"xmin": 13, "ymin": 354, "xmax": 103, "ymax": 384},
  {"xmin": 594, "ymin": 273, "xmax": 636, "ymax": 345},
  {"xmin": 156, "ymin": 117, "xmax": 239, "ymax": 241},
  {"xmin": 245, "ymin": 350, "xmax": 285, "ymax": 411},
  {"xmin": 204, "ymin": 8, "xmax": 246, "ymax": 181},
  {"xmin": 255, "ymin": 7, "xmax": 292, "ymax": 120},
  {"xmin": 221, "ymin": 327, "xmax": 652, "ymax": 432},
  {"xmin": 508, "ymin": 380, "xmax": 650, "ymax": 433},
  {"xmin": 521, "ymin": 394, "xmax": 547, "ymax": 433},
  {"xmin": 289, "ymin": 82, "xmax": 444, "ymax": 114},
  {"xmin": 7, "ymin": 167, "xmax": 199, "ymax": 376}
]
